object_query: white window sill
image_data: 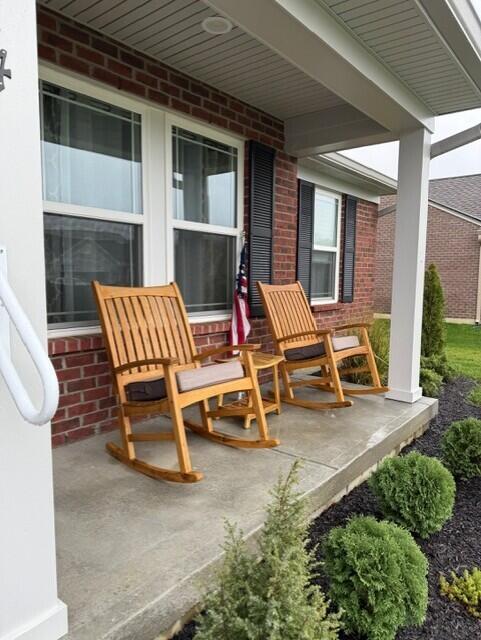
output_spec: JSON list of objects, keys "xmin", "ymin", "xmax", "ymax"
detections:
[
  {"xmin": 47, "ymin": 313, "xmax": 233, "ymax": 339},
  {"xmin": 311, "ymin": 298, "xmax": 339, "ymax": 306}
]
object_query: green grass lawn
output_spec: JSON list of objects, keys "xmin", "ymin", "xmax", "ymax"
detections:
[{"xmin": 446, "ymin": 323, "xmax": 481, "ymax": 380}]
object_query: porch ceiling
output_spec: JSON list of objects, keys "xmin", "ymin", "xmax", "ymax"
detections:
[
  {"xmin": 38, "ymin": 0, "xmax": 346, "ymax": 120},
  {"xmin": 319, "ymin": 0, "xmax": 481, "ymax": 115}
]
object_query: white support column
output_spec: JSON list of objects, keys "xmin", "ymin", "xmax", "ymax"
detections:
[
  {"xmin": 386, "ymin": 128, "xmax": 431, "ymax": 403},
  {"xmin": 0, "ymin": 2, "xmax": 67, "ymax": 639}
]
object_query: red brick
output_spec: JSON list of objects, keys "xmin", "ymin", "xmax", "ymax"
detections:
[
  {"xmin": 120, "ymin": 50, "xmax": 144, "ymax": 69},
  {"xmin": 92, "ymin": 66, "xmax": 119, "ymax": 88},
  {"xmin": 107, "ymin": 58, "xmax": 132, "ymax": 77},
  {"xmin": 148, "ymin": 89, "xmax": 169, "ymax": 106},
  {"xmin": 68, "ymin": 402, "xmax": 97, "ymax": 418},
  {"xmin": 92, "ymin": 37, "xmax": 118, "ymax": 58},
  {"xmin": 38, "ymin": 44, "xmax": 56, "ymax": 63},
  {"xmin": 82, "ymin": 410, "xmax": 108, "ymax": 426},
  {"xmin": 37, "ymin": 10, "xmax": 57, "ymax": 30},
  {"xmin": 59, "ymin": 53, "xmax": 89, "ymax": 75},
  {"xmin": 119, "ymin": 78, "xmax": 145, "ymax": 97},
  {"xmin": 66, "ymin": 426, "xmax": 95, "ymax": 441},
  {"xmin": 43, "ymin": 31, "xmax": 72, "ymax": 53},
  {"xmin": 76, "ymin": 45, "xmax": 104, "ymax": 65},
  {"xmin": 60, "ymin": 23, "xmax": 90, "ymax": 44}
]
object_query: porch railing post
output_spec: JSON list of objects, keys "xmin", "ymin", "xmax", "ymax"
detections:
[
  {"xmin": 0, "ymin": 1, "xmax": 67, "ymax": 638},
  {"xmin": 386, "ymin": 127, "xmax": 431, "ymax": 403}
]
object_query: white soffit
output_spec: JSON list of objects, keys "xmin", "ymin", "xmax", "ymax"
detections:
[
  {"xmin": 299, "ymin": 153, "xmax": 397, "ymax": 202},
  {"xmin": 38, "ymin": 0, "xmax": 346, "ymax": 120},
  {"xmin": 318, "ymin": 0, "xmax": 481, "ymax": 114}
]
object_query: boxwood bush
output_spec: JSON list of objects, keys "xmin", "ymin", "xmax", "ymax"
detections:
[
  {"xmin": 369, "ymin": 452, "xmax": 455, "ymax": 538},
  {"xmin": 323, "ymin": 516, "xmax": 428, "ymax": 640},
  {"xmin": 441, "ymin": 418, "xmax": 481, "ymax": 479}
]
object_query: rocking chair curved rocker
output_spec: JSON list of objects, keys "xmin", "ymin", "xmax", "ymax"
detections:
[{"xmin": 92, "ymin": 281, "xmax": 279, "ymax": 483}]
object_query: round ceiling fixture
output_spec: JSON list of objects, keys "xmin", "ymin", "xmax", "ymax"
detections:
[{"xmin": 201, "ymin": 16, "xmax": 233, "ymax": 35}]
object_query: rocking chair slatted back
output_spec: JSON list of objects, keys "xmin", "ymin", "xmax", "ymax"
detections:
[
  {"xmin": 92, "ymin": 281, "xmax": 197, "ymax": 384},
  {"xmin": 257, "ymin": 282, "xmax": 319, "ymax": 352}
]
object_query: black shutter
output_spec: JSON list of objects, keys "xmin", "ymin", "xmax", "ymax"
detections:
[
  {"xmin": 248, "ymin": 141, "xmax": 275, "ymax": 316},
  {"xmin": 296, "ymin": 180, "xmax": 315, "ymax": 303},
  {"xmin": 341, "ymin": 196, "xmax": 357, "ymax": 303}
]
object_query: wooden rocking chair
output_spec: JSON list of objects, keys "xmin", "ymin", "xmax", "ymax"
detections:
[
  {"xmin": 92, "ymin": 281, "xmax": 279, "ymax": 484},
  {"xmin": 257, "ymin": 281, "xmax": 388, "ymax": 411}
]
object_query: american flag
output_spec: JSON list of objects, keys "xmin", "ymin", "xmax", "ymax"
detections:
[{"xmin": 229, "ymin": 241, "xmax": 251, "ymax": 350}]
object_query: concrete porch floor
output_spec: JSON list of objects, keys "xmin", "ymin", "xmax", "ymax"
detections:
[{"xmin": 53, "ymin": 385, "xmax": 437, "ymax": 640}]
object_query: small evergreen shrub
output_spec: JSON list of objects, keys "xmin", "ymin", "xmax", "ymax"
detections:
[
  {"xmin": 467, "ymin": 385, "xmax": 481, "ymax": 407},
  {"xmin": 420, "ymin": 367, "xmax": 443, "ymax": 397},
  {"xmin": 422, "ymin": 264, "xmax": 446, "ymax": 358},
  {"xmin": 441, "ymin": 418, "xmax": 481, "ymax": 479},
  {"xmin": 340, "ymin": 319, "xmax": 389, "ymax": 385},
  {"xmin": 440, "ymin": 568, "xmax": 481, "ymax": 618},
  {"xmin": 421, "ymin": 353, "xmax": 456, "ymax": 382},
  {"xmin": 323, "ymin": 516, "xmax": 428, "ymax": 640},
  {"xmin": 369, "ymin": 452, "xmax": 455, "ymax": 538},
  {"xmin": 195, "ymin": 462, "xmax": 341, "ymax": 640}
]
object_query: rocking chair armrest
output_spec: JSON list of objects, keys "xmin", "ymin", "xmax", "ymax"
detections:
[
  {"xmin": 114, "ymin": 357, "xmax": 179, "ymax": 374},
  {"xmin": 333, "ymin": 322, "xmax": 371, "ymax": 332},
  {"xmin": 277, "ymin": 329, "xmax": 331, "ymax": 343},
  {"xmin": 193, "ymin": 344, "xmax": 260, "ymax": 362}
]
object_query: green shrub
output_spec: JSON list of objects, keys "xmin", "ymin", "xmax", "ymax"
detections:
[
  {"xmin": 422, "ymin": 264, "xmax": 446, "ymax": 358},
  {"xmin": 441, "ymin": 418, "xmax": 481, "ymax": 478},
  {"xmin": 421, "ymin": 353, "xmax": 456, "ymax": 382},
  {"xmin": 340, "ymin": 319, "xmax": 390, "ymax": 385},
  {"xmin": 467, "ymin": 385, "xmax": 481, "ymax": 407},
  {"xmin": 440, "ymin": 568, "xmax": 481, "ymax": 618},
  {"xmin": 323, "ymin": 516, "xmax": 428, "ymax": 640},
  {"xmin": 369, "ymin": 452, "xmax": 455, "ymax": 538},
  {"xmin": 195, "ymin": 462, "xmax": 341, "ymax": 640},
  {"xmin": 420, "ymin": 367, "xmax": 443, "ymax": 397}
]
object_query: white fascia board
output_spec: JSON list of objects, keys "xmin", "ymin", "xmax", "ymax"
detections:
[
  {"xmin": 205, "ymin": 0, "xmax": 435, "ymax": 133},
  {"xmin": 298, "ymin": 155, "xmax": 396, "ymax": 203}
]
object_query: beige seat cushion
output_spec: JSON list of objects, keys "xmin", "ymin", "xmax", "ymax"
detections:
[
  {"xmin": 332, "ymin": 335, "xmax": 360, "ymax": 351},
  {"xmin": 176, "ymin": 360, "xmax": 245, "ymax": 393},
  {"xmin": 284, "ymin": 335, "xmax": 360, "ymax": 362}
]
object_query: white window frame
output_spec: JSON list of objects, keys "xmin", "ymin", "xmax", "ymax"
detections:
[
  {"xmin": 40, "ymin": 65, "xmax": 244, "ymax": 337},
  {"xmin": 311, "ymin": 187, "xmax": 342, "ymax": 306},
  {"xmin": 164, "ymin": 112, "xmax": 244, "ymax": 322}
]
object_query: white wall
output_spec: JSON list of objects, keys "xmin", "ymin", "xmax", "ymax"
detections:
[{"xmin": 0, "ymin": 1, "xmax": 67, "ymax": 638}]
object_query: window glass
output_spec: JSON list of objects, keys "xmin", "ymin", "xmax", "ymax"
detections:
[
  {"xmin": 41, "ymin": 81, "xmax": 142, "ymax": 214},
  {"xmin": 44, "ymin": 214, "xmax": 142, "ymax": 327},
  {"xmin": 172, "ymin": 127, "xmax": 237, "ymax": 227},
  {"xmin": 311, "ymin": 251, "xmax": 336, "ymax": 300},
  {"xmin": 314, "ymin": 191, "xmax": 338, "ymax": 247},
  {"xmin": 174, "ymin": 229, "xmax": 236, "ymax": 313}
]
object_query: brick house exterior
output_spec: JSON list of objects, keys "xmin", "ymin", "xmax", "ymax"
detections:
[
  {"xmin": 375, "ymin": 175, "xmax": 481, "ymax": 323},
  {"xmin": 37, "ymin": 6, "xmax": 380, "ymax": 447}
]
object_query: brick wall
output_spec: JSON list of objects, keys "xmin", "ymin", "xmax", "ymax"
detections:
[
  {"xmin": 375, "ymin": 198, "xmax": 481, "ymax": 320},
  {"xmin": 38, "ymin": 6, "xmax": 379, "ymax": 446}
]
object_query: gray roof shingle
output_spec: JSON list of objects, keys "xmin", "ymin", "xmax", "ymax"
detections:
[{"xmin": 428, "ymin": 174, "xmax": 481, "ymax": 220}]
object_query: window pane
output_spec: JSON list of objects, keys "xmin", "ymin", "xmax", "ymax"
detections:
[
  {"xmin": 311, "ymin": 250, "xmax": 336, "ymax": 299},
  {"xmin": 40, "ymin": 82, "xmax": 142, "ymax": 214},
  {"xmin": 314, "ymin": 192, "xmax": 338, "ymax": 247},
  {"xmin": 44, "ymin": 214, "xmax": 142, "ymax": 326},
  {"xmin": 175, "ymin": 229, "xmax": 235, "ymax": 313},
  {"xmin": 173, "ymin": 127, "xmax": 237, "ymax": 227}
]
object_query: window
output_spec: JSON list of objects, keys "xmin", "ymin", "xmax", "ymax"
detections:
[
  {"xmin": 311, "ymin": 190, "xmax": 340, "ymax": 302},
  {"xmin": 40, "ymin": 80, "xmax": 144, "ymax": 329},
  {"xmin": 171, "ymin": 126, "xmax": 239, "ymax": 315}
]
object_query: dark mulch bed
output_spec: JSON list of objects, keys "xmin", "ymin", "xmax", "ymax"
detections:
[{"xmin": 174, "ymin": 378, "xmax": 481, "ymax": 640}]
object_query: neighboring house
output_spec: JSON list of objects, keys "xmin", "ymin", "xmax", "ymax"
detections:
[{"xmin": 376, "ymin": 174, "xmax": 481, "ymax": 323}]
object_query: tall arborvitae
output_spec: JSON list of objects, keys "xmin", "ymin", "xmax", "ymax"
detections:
[{"xmin": 421, "ymin": 263, "xmax": 446, "ymax": 358}]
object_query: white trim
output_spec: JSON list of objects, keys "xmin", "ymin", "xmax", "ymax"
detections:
[
  {"xmin": 43, "ymin": 201, "xmax": 144, "ymax": 225},
  {"xmin": 386, "ymin": 387, "xmax": 423, "ymax": 403},
  {"xmin": 310, "ymin": 187, "xmax": 341, "ymax": 306},
  {"xmin": 3, "ymin": 600, "xmax": 67, "ymax": 640},
  {"xmin": 165, "ymin": 111, "xmax": 244, "ymax": 318}
]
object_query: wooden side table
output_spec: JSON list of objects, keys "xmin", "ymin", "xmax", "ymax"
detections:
[{"xmin": 216, "ymin": 352, "xmax": 284, "ymax": 429}]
